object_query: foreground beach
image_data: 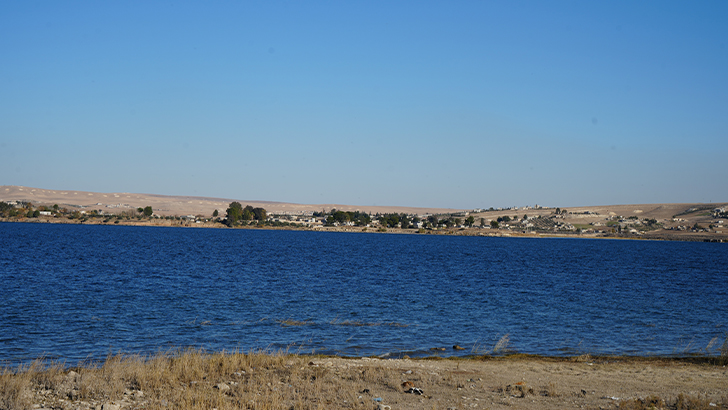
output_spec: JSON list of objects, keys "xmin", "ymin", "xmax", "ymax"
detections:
[{"xmin": 2, "ymin": 352, "xmax": 726, "ymax": 410}]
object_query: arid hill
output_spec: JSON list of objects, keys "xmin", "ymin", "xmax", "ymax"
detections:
[{"xmin": 0, "ymin": 185, "xmax": 465, "ymax": 217}]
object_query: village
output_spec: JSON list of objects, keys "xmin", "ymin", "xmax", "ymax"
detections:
[{"xmin": 2, "ymin": 191, "xmax": 726, "ymax": 242}]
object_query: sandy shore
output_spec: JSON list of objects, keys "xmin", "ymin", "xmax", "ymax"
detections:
[{"xmin": 2, "ymin": 353, "xmax": 726, "ymax": 410}]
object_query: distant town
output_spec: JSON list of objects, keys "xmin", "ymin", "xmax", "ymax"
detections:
[{"xmin": 2, "ymin": 188, "xmax": 727, "ymax": 242}]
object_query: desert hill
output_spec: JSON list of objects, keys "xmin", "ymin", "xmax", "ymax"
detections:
[{"xmin": 0, "ymin": 185, "xmax": 466, "ymax": 217}]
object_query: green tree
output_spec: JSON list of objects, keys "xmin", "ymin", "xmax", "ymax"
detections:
[
  {"xmin": 0, "ymin": 201, "xmax": 13, "ymax": 217},
  {"xmin": 465, "ymin": 216, "xmax": 475, "ymax": 227},
  {"xmin": 252, "ymin": 207, "xmax": 267, "ymax": 221},
  {"xmin": 143, "ymin": 206, "xmax": 153, "ymax": 217},
  {"xmin": 490, "ymin": 220, "xmax": 499, "ymax": 229},
  {"xmin": 238, "ymin": 205, "xmax": 252, "ymax": 221},
  {"xmin": 212, "ymin": 209, "xmax": 219, "ymax": 218},
  {"xmin": 379, "ymin": 213, "xmax": 401, "ymax": 228},
  {"xmin": 400, "ymin": 215, "xmax": 410, "ymax": 229},
  {"xmin": 355, "ymin": 212, "xmax": 371, "ymax": 226},
  {"xmin": 226, "ymin": 202, "xmax": 243, "ymax": 226}
]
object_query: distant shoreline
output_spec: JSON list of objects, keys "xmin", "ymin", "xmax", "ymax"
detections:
[
  {"xmin": 3, "ymin": 185, "xmax": 727, "ymax": 243},
  {"xmin": 2, "ymin": 217, "xmax": 726, "ymax": 243}
]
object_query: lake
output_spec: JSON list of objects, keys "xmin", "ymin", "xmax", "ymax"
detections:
[{"xmin": 1, "ymin": 222, "xmax": 726, "ymax": 366}]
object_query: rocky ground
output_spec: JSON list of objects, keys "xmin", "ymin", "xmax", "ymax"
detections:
[{"xmin": 2, "ymin": 353, "xmax": 726, "ymax": 410}]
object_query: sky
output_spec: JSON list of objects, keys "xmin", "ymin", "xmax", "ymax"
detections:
[{"xmin": 1, "ymin": 1, "xmax": 727, "ymax": 209}]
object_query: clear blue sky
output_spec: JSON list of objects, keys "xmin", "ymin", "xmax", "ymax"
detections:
[{"xmin": 2, "ymin": 1, "xmax": 727, "ymax": 209}]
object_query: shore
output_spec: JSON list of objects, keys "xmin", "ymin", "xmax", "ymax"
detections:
[
  {"xmin": 3, "ymin": 216, "xmax": 727, "ymax": 243},
  {"xmin": 2, "ymin": 352, "xmax": 726, "ymax": 410}
]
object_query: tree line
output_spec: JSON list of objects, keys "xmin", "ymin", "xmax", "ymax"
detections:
[{"xmin": 224, "ymin": 202, "xmax": 267, "ymax": 227}]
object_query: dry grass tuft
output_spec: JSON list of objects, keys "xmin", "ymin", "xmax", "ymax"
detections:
[
  {"xmin": 0, "ymin": 365, "xmax": 32, "ymax": 410},
  {"xmin": 539, "ymin": 381, "xmax": 560, "ymax": 397},
  {"xmin": 617, "ymin": 393, "xmax": 728, "ymax": 410},
  {"xmin": 471, "ymin": 333, "xmax": 513, "ymax": 355}
]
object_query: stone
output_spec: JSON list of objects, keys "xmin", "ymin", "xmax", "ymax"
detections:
[
  {"xmin": 214, "ymin": 383, "xmax": 230, "ymax": 392},
  {"xmin": 453, "ymin": 345, "xmax": 466, "ymax": 350},
  {"xmin": 101, "ymin": 403, "xmax": 120, "ymax": 410}
]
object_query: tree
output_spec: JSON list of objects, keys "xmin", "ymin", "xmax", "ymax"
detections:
[
  {"xmin": 465, "ymin": 216, "xmax": 475, "ymax": 227},
  {"xmin": 137, "ymin": 207, "xmax": 144, "ymax": 214},
  {"xmin": 143, "ymin": 206, "xmax": 153, "ymax": 217},
  {"xmin": 242, "ymin": 206, "xmax": 254, "ymax": 221},
  {"xmin": 226, "ymin": 202, "xmax": 243, "ymax": 226},
  {"xmin": 212, "ymin": 209, "xmax": 219, "ymax": 218},
  {"xmin": 379, "ymin": 213, "xmax": 401, "ymax": 228},
  {"xmin": 252, "ymin": 207, "xmax": 266, "ymax": 221},
  {"xmin": 400, "ymin": 215, "xmax": 410, "ymax": 229},
  {"xmin": 0, "ymin": 201, "xmax": 13, "ymax": 217},
  {"xmin": 490, "ymin": 220, "xmax": 499, "ymax": 229}
]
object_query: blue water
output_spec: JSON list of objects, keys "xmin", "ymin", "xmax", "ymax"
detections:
[{"xmin": 1, "ymin": 222, "xmax": 726, "ymax": 366}]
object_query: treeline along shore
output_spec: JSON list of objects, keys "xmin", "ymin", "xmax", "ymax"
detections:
[
  {"xmin": 1, "ymin": 185, "xmax": 728, "ymax": 242},
  {"xmin": 2, "ymin": 198, "xmax": 728, "ymax": 243}
]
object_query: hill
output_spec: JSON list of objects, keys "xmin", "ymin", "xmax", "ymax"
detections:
[{"xmin": 0, "ymin": 185, "xmax": 465, "ymax": 217}]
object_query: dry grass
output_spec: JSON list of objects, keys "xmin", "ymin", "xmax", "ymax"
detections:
[
  {"xmin": 3, "ymin": 351, "xmax": 728, "ymax": 410},
  {"xmin": 1, "ymin": 350, "xmax": 368, "ymax": 410},
  {"xmin": 618, "ymin": 393, "xmax": 728, "ymax": 410},
  {"xmin": 470, "ymin": 333, "xmax": 513, "ymax": 355}
]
